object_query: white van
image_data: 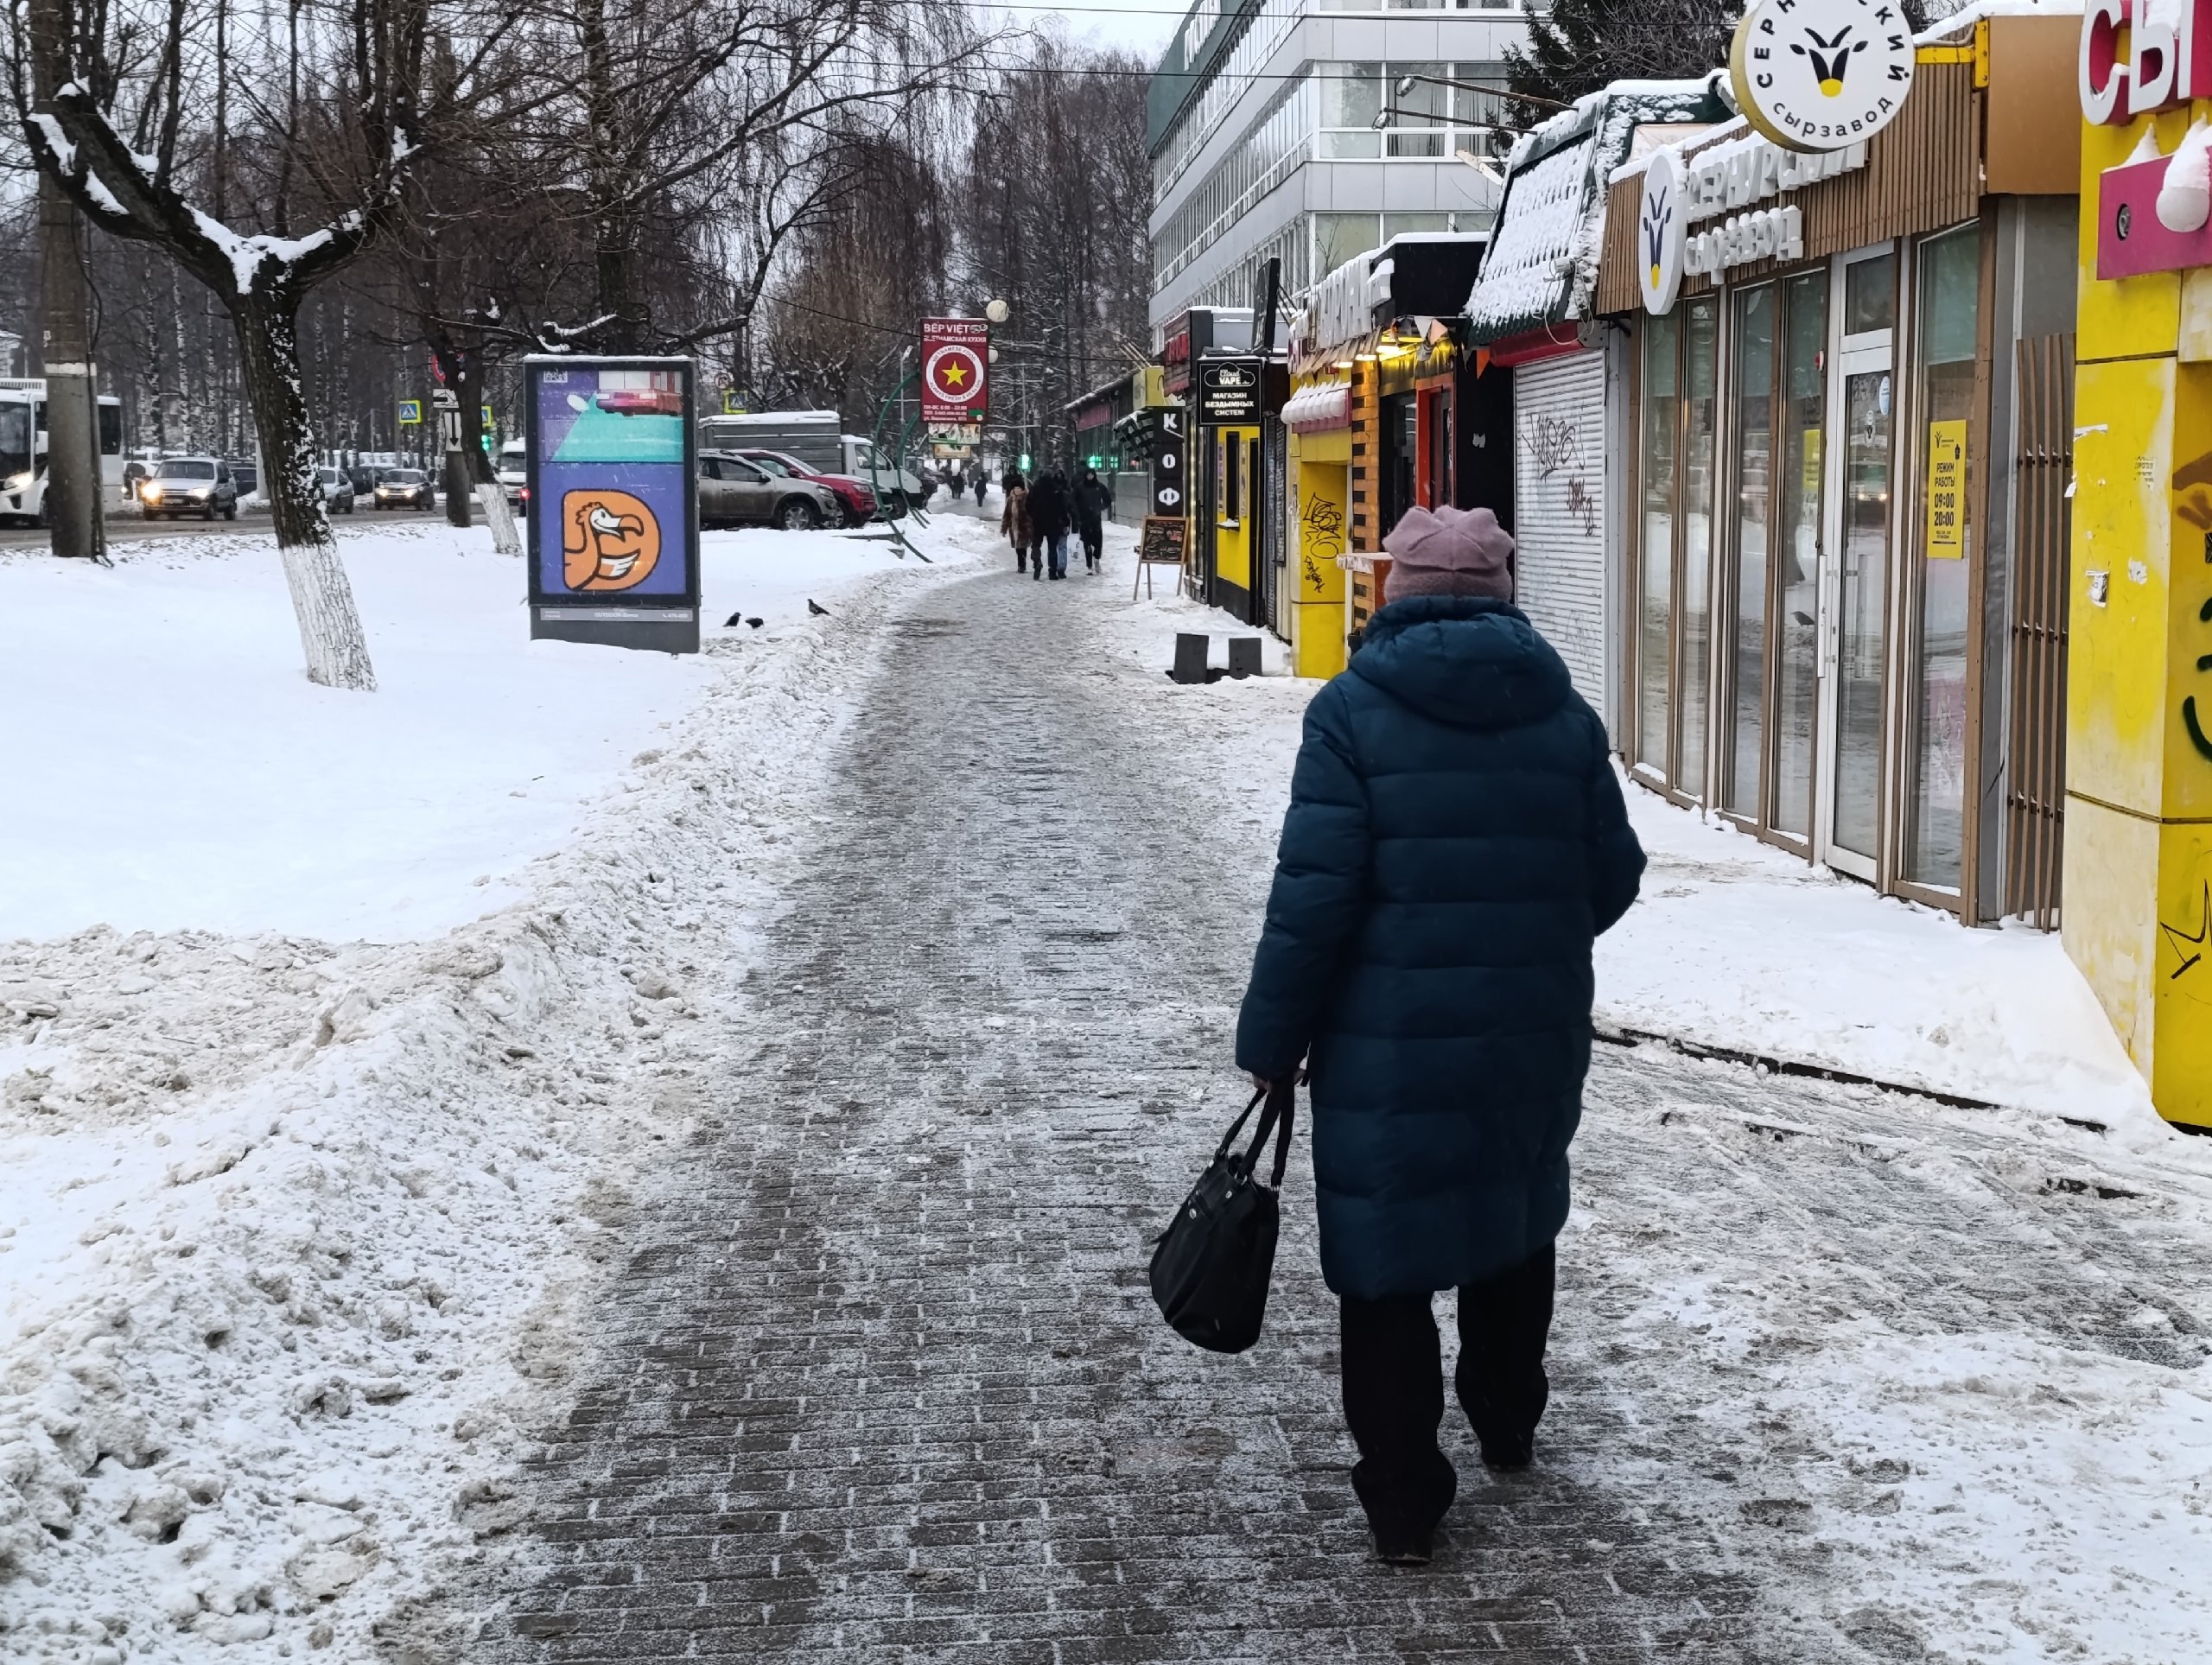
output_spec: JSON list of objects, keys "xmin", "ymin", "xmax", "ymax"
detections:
[{"xmin": 496, "ymin": 438, "xmax": 525, "ymax": 507}]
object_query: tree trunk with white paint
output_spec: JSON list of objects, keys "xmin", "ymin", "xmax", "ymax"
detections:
[
  {"xmin": 232, "ymin": 294, "xmax": 378, "ymax": 691},
  {"xmin": 478, "ymin": 480, "xmax": 522, "ymax": 556}
]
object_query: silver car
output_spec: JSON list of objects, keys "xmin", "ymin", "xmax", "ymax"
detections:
[
  {"xmin": 696, "ymin": 452, "xmax": 840, "ymax": 531},
  {"xmin": 138, "ymin": 456, "xmax": 238, "ymax": 521}
]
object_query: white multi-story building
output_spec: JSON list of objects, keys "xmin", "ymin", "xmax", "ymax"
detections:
[{"xmin": 1147, "ymin": 0, "xmax": 1539, "ymax": 334}]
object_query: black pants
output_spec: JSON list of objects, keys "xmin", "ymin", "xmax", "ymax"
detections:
[{"xmin": 1338, "ymin": 1243, "xmax": 1555, "ymax": 1541}]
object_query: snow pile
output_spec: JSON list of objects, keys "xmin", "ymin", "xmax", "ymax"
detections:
[
  {"xmin": 0, "ymin": 519, "xmax": 933, "ymax": 942},
  {"xmin": 0, "ymin": 511, "xmax": 1001, "ymax": 1662},
  {"xmin": 1598, "ymin": 789, "xmax": 2164, "ymax": 1138}
]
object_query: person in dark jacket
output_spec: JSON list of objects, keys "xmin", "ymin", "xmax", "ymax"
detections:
[
  {"xmin": 1027, "ymin": 467, "xmax": 1074, "ymax": 580},
  {"xmin": 1074, "ymin": 467, "xmax": 1110, "ymax": 573},
  {"xmin": 1235, "ymin": 503, "xmax": 1644, "ymax": 1566}
]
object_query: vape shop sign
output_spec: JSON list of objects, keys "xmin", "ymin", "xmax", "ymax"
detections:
[
  {"xmin": 524, "ymin": 356, "xmax": 701, "ymax": 655},
  {"xmin": 1197, "ymin": 359, "xmax": 1262, "ymax": 424},
  {"xmin": 921, "ymin": 318, "xmax": 990, "ymax": 427}
]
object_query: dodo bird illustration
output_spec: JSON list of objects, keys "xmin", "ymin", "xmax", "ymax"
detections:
[{"xmin": 559, "ymin": 488, "xmax": 661, "ymax": 591}]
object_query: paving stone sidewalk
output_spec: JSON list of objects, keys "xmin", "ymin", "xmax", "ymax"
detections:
[{"xmin": 463, "ymin": 559, "xmax": 2212, "ymax": 1663}]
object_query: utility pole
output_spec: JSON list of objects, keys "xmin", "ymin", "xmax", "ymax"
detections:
[{"xmin": 29, "ymin": 0, "xmax": 106, "ymax": 562}]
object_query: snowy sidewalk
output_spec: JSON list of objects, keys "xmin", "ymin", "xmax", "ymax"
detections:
[
  {"xmin": 0, "ymin": 512, "xmax": 1006, "ymax": 1662},
  {"xmin": 1602, "ymin": 792, "xmax": 2163, "ymax": 1138},
  {"xmin": 432, "ymin": 533, "xmax": 2212, "ymax": 1663}
]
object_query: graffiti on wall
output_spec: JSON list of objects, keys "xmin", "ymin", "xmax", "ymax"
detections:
[
  {"xmin": 1523, "ymin": 415, "xmax": 1600, "ymax": 539},
  {"xmin": 1299, "ymin": 484, "xmax": 1344, "ymax": 594}
]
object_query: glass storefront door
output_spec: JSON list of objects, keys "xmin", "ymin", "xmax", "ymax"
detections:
[
  {"xmin": 1902, "ymin": 227, "xmax": 1979, "ymax": 893},
  {"xmin": 1821, "ymin": 250, "xmax": 1897, "ymax": 880}
]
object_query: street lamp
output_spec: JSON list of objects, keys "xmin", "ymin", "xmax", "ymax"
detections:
[
  {"xmin": 1371, "ymin": 105, "xmax": 1529, "ymax": 137},
  {"xmin": 985, "ymin": 297, "xmax": 1010, "ymax": 324},
  {"xmin": 1394, "ymin": 72, "xmax": 1569, "ymax": 112}
]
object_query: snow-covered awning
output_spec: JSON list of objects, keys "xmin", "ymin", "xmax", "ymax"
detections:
[
  {"xmin": 1282, "ymin": 380, "xmax": 1351, "ymax": 432},
  {"xmin": 1465, "ymin": 79, "xmax": 1729, "ymax": 345}
]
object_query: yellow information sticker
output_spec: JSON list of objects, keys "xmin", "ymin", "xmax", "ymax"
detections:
[{"xmin": 1928, "ymin": 419, "xmax": 1967, "ymax": 557}]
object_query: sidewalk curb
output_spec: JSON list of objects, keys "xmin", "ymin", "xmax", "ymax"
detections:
[{"xmin": 1591, "ymin": 1019, "xmax": 2050, "ymax": 1121}]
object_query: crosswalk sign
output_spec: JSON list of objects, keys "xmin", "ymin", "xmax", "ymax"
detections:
[{"xmin": 398, "ymin": 398, "xmax": 423, "ymax": 426}]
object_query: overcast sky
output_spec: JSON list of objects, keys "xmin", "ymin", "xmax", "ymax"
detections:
[{"xmin": 988, "ymin": 0, "xmax": 1181, "ymax": 62}]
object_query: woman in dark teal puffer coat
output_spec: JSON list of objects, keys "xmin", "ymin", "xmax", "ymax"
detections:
[{"xmin": 1236, "ymin": 502, "xmax": 1643, "ymax": 1565}]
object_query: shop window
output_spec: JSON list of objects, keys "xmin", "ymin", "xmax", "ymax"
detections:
[
  {"xmin": 1903, "ymin": 226, "xmax": 1979, "ymax": 891},
  {"xmin": 1724, "ymin": 284, "xmax": 1776, "ymax": 819},
  {"xmin": 1637, "ymin": 313, "xmax": 1680, "ymax": 778},
  {"xmin": 1845, "ymin": 253, "xmax": 1895, "ymax": 337},
  {"xmin": 1637, "ymin": 296, "xmax": 1719, "ymax": 798},
  {"xmin": 1677, "ymin": 297, "xmax": 1719, "ymax": 798},
  {"xmin": 1774, "ymin": 271, "xmax": 1827, "ymax": 839}
]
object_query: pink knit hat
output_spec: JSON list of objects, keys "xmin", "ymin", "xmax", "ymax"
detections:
[{"xmin": 1381, "ymin": 505, "xmax": 1515, "ymax": 602}]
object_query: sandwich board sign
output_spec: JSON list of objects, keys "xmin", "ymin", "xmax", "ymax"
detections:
[{"xmin": 524, "ymin": 356, "xmax": 701, "ymax": 654}]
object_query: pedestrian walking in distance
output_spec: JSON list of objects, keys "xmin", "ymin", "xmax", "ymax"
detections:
[
  {"xmin": 971, "ymin": 463, "xmax": 988, "ymax": 507},
  {"xmin": 1075, "ymin": 466, "xmax": 1110, "ymax": 573},
  {"xmin": 1027, "ymin": 467, "xmax": 1075, "ymax": 581},
  {"xmin": 999, "ymin": 469, "xmax": 1038, "ymax": 576},
  {"xmin": 1234, "ymin": 503, "xmax": 1645, "ymax": 1566}
]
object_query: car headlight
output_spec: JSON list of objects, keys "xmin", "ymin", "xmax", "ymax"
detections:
[
  {"xmin": 144, "ymin": 486, "xmax": 162, "ymax": 501},
  {"xmin": 190, "ymin": 488, "xmax": 210, "ymax": 499},
  {"xmin": 4, "ymin": 471, "xmax": 29, "ymax": 492}
]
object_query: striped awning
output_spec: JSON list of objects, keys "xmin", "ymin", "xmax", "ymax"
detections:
[{"xmin": 1281, "ymin": 379, "xmax": 1351, "ymax": 433}]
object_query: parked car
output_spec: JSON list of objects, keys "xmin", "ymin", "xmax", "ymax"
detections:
[
  {"xmin": 373, "ymin": 467, "xmax": 435, "ymax": 510},
  {"xmin": 696, "ymin": 451, "xmax": 840, "ymax": 530},
  {"xmin": 346, "ymin": 465, "xmax": 381, "ymax": 497},
  {"xmin": 731, "ymin": 448, "xmax": 877, "ymax": 526},
  {"xmin": 226, "ymin": 458, "xmax": 260, "ymax": 499},
  {"xmin": 137, "ymin": 456, "xmax": 238, "ymax": 521},
  {"xmin": 318, "ymin": 467, "xmax": 357, "ymax": 513}
]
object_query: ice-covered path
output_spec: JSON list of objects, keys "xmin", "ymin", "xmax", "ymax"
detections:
[{"xmin": 448, "ymin": 552, "xmax": 2212, "ymax": 1663}]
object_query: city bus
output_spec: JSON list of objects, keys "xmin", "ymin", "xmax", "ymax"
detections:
[{"xmin": 0, "ymin": 378, "xmax": 127, "ymax": 524}]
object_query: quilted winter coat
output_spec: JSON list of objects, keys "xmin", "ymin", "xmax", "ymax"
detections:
[{"xmin": 1235, "ymin": 595, "xmax": 1645, "ymax": 1300}]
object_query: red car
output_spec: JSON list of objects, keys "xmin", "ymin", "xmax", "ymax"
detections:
[{"xmin": 734, "ymin": 448, "xmax": 878, "ymax": 526}]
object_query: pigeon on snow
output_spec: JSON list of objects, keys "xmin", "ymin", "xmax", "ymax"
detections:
[{"xmin": 807, "ymin": 600, "xmax": 831, "ymax": 618}]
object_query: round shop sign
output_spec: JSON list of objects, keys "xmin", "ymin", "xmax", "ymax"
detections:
[
  {"xmin": 925, "ymin": 342, "xmax": 985, "ymax": 407},
  {"xmin": 1730, "ymin": 0, "xmax": 1916, "ymax": 154},
  {"xmin": 1638, "ymin": 149, "xmax": 1686, "ymax": 315}
]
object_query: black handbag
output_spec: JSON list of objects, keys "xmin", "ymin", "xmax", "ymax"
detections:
[{"xmin": 1148, "ymin": 1078, "xmax": 1296, "ymax": 1355}]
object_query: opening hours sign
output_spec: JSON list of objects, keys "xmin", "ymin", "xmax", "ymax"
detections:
[{"xmin": 921, "ymin": 319, "xmax": 989, "ymax": 426}]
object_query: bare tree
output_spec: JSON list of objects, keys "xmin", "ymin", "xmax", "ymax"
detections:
[
  {"xmin": 6, "ymin": 0, "xmax": 508, "ymax": 687},
  {"xmin": 962, "ymin": 39, "xmax": 1152, "ymax": 464}
]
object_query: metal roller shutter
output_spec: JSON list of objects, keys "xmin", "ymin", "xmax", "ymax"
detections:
[{"xmin": 1511, "ymin": 351, "xmax": 1608, "ymax": 715}]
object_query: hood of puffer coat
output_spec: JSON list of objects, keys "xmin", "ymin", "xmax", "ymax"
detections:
[{"xmin": 1348, "ymin": 596, "xmax": 1573, "ymax": 731}]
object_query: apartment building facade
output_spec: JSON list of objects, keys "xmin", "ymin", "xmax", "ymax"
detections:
[{"xmin": 1147, "ymin": 0, "xmax": 1539, "ymax": 336}]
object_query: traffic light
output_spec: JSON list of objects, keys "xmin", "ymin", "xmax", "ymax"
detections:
[
  {"xmin": 1019, "ymin": 452, "xmax": 1032, "ymax": 471},
  {"xmin": 1087, "ymin": 454, "xmax": 1102, "ymax": 468}
]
